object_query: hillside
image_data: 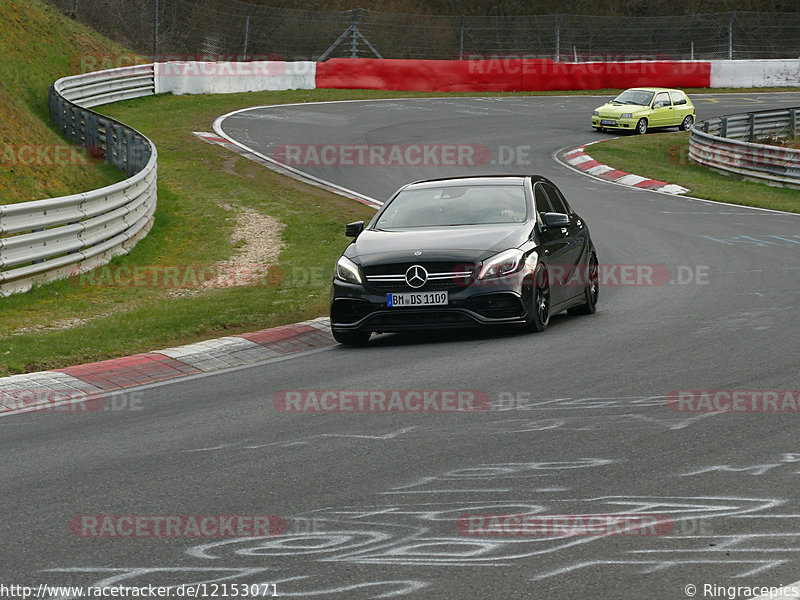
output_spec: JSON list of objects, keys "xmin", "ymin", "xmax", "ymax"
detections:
[{"xmin": 0, "ymin": 0, "xmax": 130, "ymax": 204}]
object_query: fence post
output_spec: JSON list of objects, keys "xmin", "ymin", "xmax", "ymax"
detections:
[
  {"xmin": 555, "ymin": 14, "xmax": 564, "ymax": 62},
  {"xmin": 152, "ymin": 0, "xmax": 158, "ymax": 58},
  {"xmin": 350, "ymin": 7, "xmax": 361, "ymax": 59},
  {"xmin": 748, "ymin": 112, "xmax": 755, "ymax": 140},
  {"xmin": 721, "ymin": 117, "xmax": 728, "ymax": 138},
  {"xmin": 459, "ymin": 15, "xmax": 464, "ymax": 60},
  {"xmin": 728, "ymin": 12, "xmax": 736, "ymax": 60},
  {"xmin": 243, "ymin": 4, "xmax": 256, "ymax": 61},
  {"xmin": 791, "ymin": 109, "xmax": 797, "ymax": 139}
]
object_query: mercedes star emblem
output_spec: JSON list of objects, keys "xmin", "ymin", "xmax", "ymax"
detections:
[{"xmin": 405, "ymin": 265, "xmax": 428, "ymax": 288}]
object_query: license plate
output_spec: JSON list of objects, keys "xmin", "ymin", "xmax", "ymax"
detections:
[
  {"xmin": 601, "ymin": 119, "xmax": 617, "ymax": 126},
  {"xmin": 387, "ymin": 291, "xmax": 448, "ymax": 307}
]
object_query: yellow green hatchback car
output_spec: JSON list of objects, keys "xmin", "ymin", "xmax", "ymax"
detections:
[{"xmin": 591, "ymin": 88, "xmax": 696, "ymax": 134}]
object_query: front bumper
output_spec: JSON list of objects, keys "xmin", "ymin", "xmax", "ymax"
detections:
[
  {"xmin": 330, "ymin": 278, "xmax": 531, "ymax": 334},
  {"xmin": 591, "ymin": 116, "xmax": 637, "ymax": 130}
]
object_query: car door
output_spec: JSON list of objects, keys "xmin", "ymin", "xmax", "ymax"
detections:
[
  {"xmin": 670, "ymin": 90, "xmax": 692, "ymax": 125},
  {"xmin": 649, "ymin": 91, "xmax": 673, "ymax": 127},
  {"xmin": 542, "ymin": 182, "xmax": 586, "ymax": 302},
  {"xmin": 533, "ymin": 182, "xmax": 571, "ymax": 306}
]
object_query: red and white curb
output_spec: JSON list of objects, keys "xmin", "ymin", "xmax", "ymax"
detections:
[
  {"xmin": 561, "ymin": 143, "xmax": 689, "ymax": 195},
  {"xmin": 0, "ymin": 317, "xmax": 335, "ymax": 412}
]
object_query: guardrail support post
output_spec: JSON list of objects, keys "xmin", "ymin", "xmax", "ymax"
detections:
[
  {"xmin": 791, "ymin": 109, "xmax": 797, "ymax": 139},
  {"xmin": 748, "ymin": 113, "xmax": 755, "ymax": 141},
  {"xmin": 720, "ymin": 117, "xmax": 728, "ymax": 138}
]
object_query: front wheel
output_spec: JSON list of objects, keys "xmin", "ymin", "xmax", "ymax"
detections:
[
  {"xmin": 524, "ymin": 266, "xmax": 550, "ymax": 332},
  {"xmin": 679, "ymin": 115, "xmax": 694, "ymax": 131},
  {"xmin": 568, "ymin": 253, "xmax": 599, "ymax": 315},
  {"xmin": 635, "ymin": 118, "xmax": 648, "ymax": 135},
  {"xmin": 332, "ymin": 329, "xmax": 371, "ymax": 345}
]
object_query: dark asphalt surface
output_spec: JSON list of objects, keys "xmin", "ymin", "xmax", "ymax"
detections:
[{"xmin": 3, "ymin": 93, "xmax": 800, "ymax": 599}]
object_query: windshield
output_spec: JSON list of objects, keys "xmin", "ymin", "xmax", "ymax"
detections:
[
  {"xmin": 375, "ymin": 185, "xmax": 528, "ymax": 228},
  {"xmin": 612, "ymin": 89, "xmax": 655, "ymax": 106}
]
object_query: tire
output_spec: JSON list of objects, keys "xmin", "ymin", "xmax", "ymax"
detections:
[
  {"xmin": 332, "ymin": 329, "xmax": 371, "ymax": 345},
  {"xmin": 568, "ymin": 253, "xmax": 599, "ymax": 316},
  {"xmin": 593, "ymin": 126, "xmax": 601, "ymax": 132},
  {"xmin": 679, "ymin": 115, "xmax": 694, "ymax": 131},
  {"xmin": 524, "ymin": 266, "xmax": 550, "ymax": 333},
  {"xmin": 635, "ymin": 118, "xmax": 648, "ymax": 135}
]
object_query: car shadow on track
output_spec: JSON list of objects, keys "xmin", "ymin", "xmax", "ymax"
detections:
[{"xmin": 336, "ymin": 314, "xmax": 573, "ymax": 349}]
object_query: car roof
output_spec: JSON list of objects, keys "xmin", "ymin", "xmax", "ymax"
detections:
[
  {"xmin": 624, "ymin": 87, "xmax": 685, "ymax": 93},
  {"xmin": 404, "ymin": 175, "xmax": 543, "ymax": 189}
]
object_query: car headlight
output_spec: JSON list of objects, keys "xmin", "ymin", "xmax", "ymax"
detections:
[
  {"xmin": 621, "ymin": 113, "xmax": 633, "ymax": 119},
  {"xmin": 592, "ymin": 110, "xmax": 599, "ymax": 116},
  {"xmin": 478, "ymin": 249, "xmax": 525, "ymax": 280},
  {"xmin": 335, "ymin": 255, "xmax": 363, "ymax": 285}
]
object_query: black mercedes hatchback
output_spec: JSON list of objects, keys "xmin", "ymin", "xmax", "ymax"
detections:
[{"xmin": 330, "ymin": 175, "xmax": 598, "ymax": 345}]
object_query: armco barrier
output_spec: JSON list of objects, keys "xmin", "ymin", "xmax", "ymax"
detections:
[
  {"xmin": 689, "ymin": 107, "xmax": 800, "ymax": 189},
  {"xmin": 1, "ymin": 65, "xmax": 157, "ymax": 295},
  {"xmin": 315, "ymin": 58, "xmax": 712, "ymax": 92}
]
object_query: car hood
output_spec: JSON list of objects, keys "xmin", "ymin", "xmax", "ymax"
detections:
[
  {"xmin": 595, "ymin": 102, "xmax": 647, "ymax": 116},
  {"xmin": 349, "ymin": 225, "xmax": 530, "ymax": 267}
]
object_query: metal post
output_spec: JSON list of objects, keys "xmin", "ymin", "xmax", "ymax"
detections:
[
  {"xmin": 748, "ymin": 112, "xmax": 755, "ymax": 140},
  {"xmin": 350, "ymin": 7, "xmax": 360, "ymax": 59},
  {"xmin": 243, "ymin": 4, "xmax": 255, "ymax": 61},
  {"xmin": 721, "ymin": 117, "xmax": 728, "ymax": 138},
  {"xmin": 459, "ymin": 15, "xmax": 464, "ymax": 60},
  {"xmin": 791, "ymin": 109, "xmax": 797, "ymax": 139},
  {"xmin": 152, "ymin": 0, "xmax": 158, "ymax": 59},
  {"xmin": 555, "ymin": 14, "xmax": 564, "ymax": 62},
  {"xmin": 690, "ymin": 41, "xmax": 694, "ymax": 61},
  {"xmin": 728, "ymin": 12, "xmax": 735, "ymax": 60}
]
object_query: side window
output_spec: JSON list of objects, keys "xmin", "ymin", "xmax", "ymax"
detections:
[
  {"xmin": 543, "ymin": 183, "xmax": 569, "ymax": 214},
  {"xmin": 670, "ymin": 91, "xmax": 687, "ymax": 106},
  {"xmin": 534, "ymin": 183, "xmax": 553, "ymax": 214},
  {"xmin": 654, "ymin": 92, "xmax": 671, "ymax": 108}
]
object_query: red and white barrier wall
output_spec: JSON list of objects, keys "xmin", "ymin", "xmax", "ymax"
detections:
[{"xmin": 153, "ymin": 59, "xmax": 799, "ymax": 95}]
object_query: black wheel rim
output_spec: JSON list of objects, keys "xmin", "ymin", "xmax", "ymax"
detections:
[
  {"xmin": 535, "ymin": 271, "xmax": 550, "ymax": 325},
  {"xmin": 588, "ymin": 257, "xmax": 599, "ymax": 305}
]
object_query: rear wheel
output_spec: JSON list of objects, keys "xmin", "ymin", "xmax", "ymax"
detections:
[
  {"xmin": 679, "ymin": 115, "xmax": 694, "ymax": 131},
  {"xmin": 568, "ymin": 253, "xmax": 599, "ymax": 315},
  {"xmin": 332, "ymin": 329, "xmax": 371, "ymax": 345},
  {"xmin": 524, "ymin": 266, "xmax": 550, "ymax": 332},
  {"xmin": 636, "ymin": 118, "xmax": 648, "ymax": 135}
]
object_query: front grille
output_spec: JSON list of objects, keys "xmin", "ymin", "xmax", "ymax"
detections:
[{"xmin": 364, "ymin": 262, "xmax": 475, "ymax": 292}]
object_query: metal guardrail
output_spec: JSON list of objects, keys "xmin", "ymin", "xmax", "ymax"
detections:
[
  {"xmin": 0, "ymin": 64, "xmax": 158, "ymax": 295},
  {"xmin": 689, "ymin": 107, "xmax": 800, "ymax": 189}
]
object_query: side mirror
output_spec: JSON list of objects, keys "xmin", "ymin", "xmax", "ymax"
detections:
[
  {"xmin": 542, "ymin": 212, "xmax": 570, "ymax": 229},
  {"xmin": 345, "ymin": 221, "xmax": 365, "ymax": 238}
]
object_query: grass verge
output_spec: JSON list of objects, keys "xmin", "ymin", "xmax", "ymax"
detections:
[{"xmin": 585, "ymin": 131, "xmax": 800, "ymax": 213}]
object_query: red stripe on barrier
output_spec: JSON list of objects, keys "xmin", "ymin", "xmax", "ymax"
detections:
[{"xmin": 316, "ymin": 59, "xmax": 711, "ymax": 92}]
